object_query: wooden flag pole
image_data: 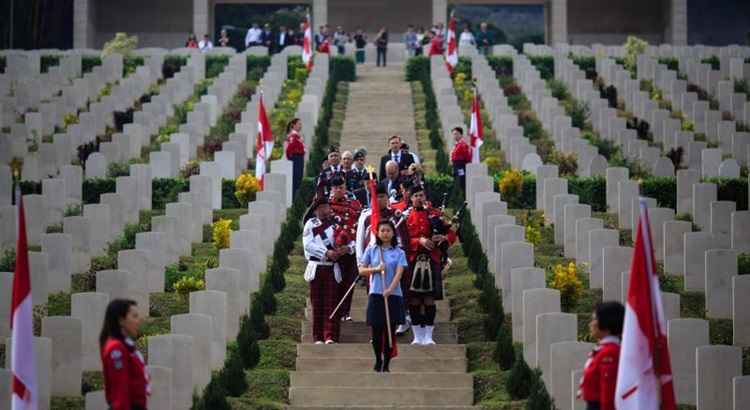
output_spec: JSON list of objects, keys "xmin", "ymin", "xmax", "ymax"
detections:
[{"xmin": 379, "ymin": 245, "xmax": 393, "ymax": 348}]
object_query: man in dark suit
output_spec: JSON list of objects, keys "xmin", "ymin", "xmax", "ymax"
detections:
[
  {"xmin": 378, "ymin": 135, "xmax": 414, "ymax": 181},
  {"xmin": 276, "ymin": 26, "xmax": 291, "ymax": 53},
  {"xmin": 261, "ymin": 23, "xmax": 274, "ymax": 50}
]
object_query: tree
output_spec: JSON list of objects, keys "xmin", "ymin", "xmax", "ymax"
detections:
[
  {"xmin": 237, "ymin": 314, "xmax": 261, "ymax": 369},
  {"xmin": 493, "ymin": 322, "xmax": 515, "ymax": 370},
  {"xmin": 526, "ymin": 368, "xmax": 553, "ymax": 410},
  {"xmin": 194, "ymin": 379, "xmax": 231, "ymax": 410},
  {"xmin": 250, "ymin": 297, "xmax": 270, "ymax": 339},
  {"xmin": 506, "ymin": 352, "xmax": 533, "ymax": 400},
  {"xmin": 219, "ymin": 350, "xmax": 248, "ymax": 396}
]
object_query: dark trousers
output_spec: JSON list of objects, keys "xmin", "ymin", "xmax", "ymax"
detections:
[
  {"xmin": 337, "ymin": 254, "xmax": 358, "ymax": 317},
  {"xmin": 453, "ymin": 163, "xmax": 467, "ymax": 194},
  {"xmin": 289, "ymin": 154, "xmax": 304, "ymax": 198},
  {"xmin": 309, "ymin": 265, "xmax": 340, "ymax": 342},
  {"xmin": 376, "ymin": 48, "xmax": 387, "ymax": 66}
]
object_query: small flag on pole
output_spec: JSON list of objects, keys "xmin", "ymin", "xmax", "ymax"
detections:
[
  {"xmin": 615, "ymin": 198, "xmax": 677, "ymax": 410},
  {"xmin": 11, "ymin": 191, "xmax": 38, "ymax": 410},
  {"xmin": 469, "ymin": 87, "xmax": 483, "ymax": 164},
  {"xmin": 445, "ymin": 15, "xmax": 458, "ymax": 73},
  {"xmin": 302, "ymin": 12, "xmax": 314, "ymax": 72},
  {"xmin": 255, "ymin": 92, "xmax": 274, "ymax": 190}
]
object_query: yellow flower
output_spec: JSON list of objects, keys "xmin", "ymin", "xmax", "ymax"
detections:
[
  {"xmin": 498, "ymin": 169, "xmax": 524, "ymax": 200},
  {"xmin": 525, "ymin": 224, "xmax": 541, "ymax": 246},
  {"xmin": 550, "ymin": 262, "xmax": 584, "ymax": 311},
  {"xmin": 212, "ymin": 219, "xmax": 232, "ymax": 250},
  {"xmin": 174, "ymin": 276, "xmax": 205, "ymax": 298},
  {"xmin": 234, "ymin": 171, "xmax": 260, "ymax": 207}
]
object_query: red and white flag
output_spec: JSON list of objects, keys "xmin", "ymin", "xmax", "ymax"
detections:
[
  {"xmin": 615, "ymin": 198, "xmax": 676, "ymax": 410},
  {"xmin": 11, "ymin": 193, "xmax": 38, "ymax": 410},
  {"xmin": 445, "ymin": 16, "xmax": 458, "ymax": 73},
  {"xmin": 302, "ymin": 13, "xmax": 313, "ymax": 72},
  {"xmin": 469, "ymin": 88, "xmax": 483, "ymax": 163},
  {"xmin": 255, "ymin": 93, "xmax": 274, "ymax": 190}
]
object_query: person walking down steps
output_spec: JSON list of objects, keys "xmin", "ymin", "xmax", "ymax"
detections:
[{"xmin": 359, "ymin": 220, "xmax": 407, "ymax": 372}]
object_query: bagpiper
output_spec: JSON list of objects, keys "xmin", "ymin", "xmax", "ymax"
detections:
[
  {"xmin": 302, "ymin": 196, "xmax": 347, "ymax": 344},
  {"xmin": 403, "ymin": 184, "xmax": 457, "ymax": 345},
  {"xmin": 328, "ymin": 176, "xmax": 362, "ymax": 322}
]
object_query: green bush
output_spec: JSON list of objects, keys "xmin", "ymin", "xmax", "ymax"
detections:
[
  {"xmin": 237, "ymin": 314, "xmax": 261, "ymax": 369},
  {"xmin": 548, "ymin": 79, "xmax": 569, "ymax": 100},
  {"xmin": 257, "ymin": 278, "xmax": 278, "ymax": 315},
  {"xmin": 82, "ymin": 56, "xmax": 102, "ymax": 73},
  {"xmin": 528, "ymin": 56, "xmax": 554, "ymax": 80},
  {"xmin": 41, "ymin": 55, "xmax": 61, "ymax": 73},
  {"xmin": 206, "ymin": 55, "xmax": 230, "ymax": 78},
  {"xmin": 568, "ymin": 176, "xmax": 607, "ymax": 212},
  {"xmin": 571, "ymin": 55, "xmax": 596, "ymax": 78},
  {"xmin": 246, "ymin": 55, "xmax": 272, "ymax": 82},
  {"xmin": 526, "ymin": 368, "xmax": 553, "ymax": 410},
  {"xmin": 739, "ymin": 253, "xmax": 750, "ymax": 275},
  {"xmin": 487, "ymin": 55, "xmax": 514, "ymax": 77},
  {"xmin": 194, "ymin": 379, "xmax": 231, "ymax": 410},
  {"xmin": 250, "ymin": 297, "xmax": 270, "ymax": 339},
  {"xmin": 709, "ymin": 177, "xmax": 749, "ymax": 211},
  {"xmin": 221, "ymin": 179, "xmax": 242, "ymax": 209},
  {"xmin": 219, "ymin": 350, "xmax": 248, "ymax": 396},
  {"xmin": 641, "ymin": 177, "xmax": 677, "ymax": 209},
  {"xmin": 405, "ymin": 56, "xmax": 430, "ymax": 81},
  {"xmin": 331, "ymin": 56, "xmax": 356, "ymax": 82},
  {"xmin": 152, "ymin": 178, "xmax": 189, "ymax": 209},
  {"xmin": 82, "ymin": 178, "xmax": 117, "ymax": 204},
  {"xmin": 123, "ymin": 56, "xmax": 144, "ymax": 76},
  {"xmin": 506, "ymin": 347, "xmax": 533, "ymax": 399},
  {"xmin": 493, "ymin": 321, "xmax": 515, "ymax": 370},
  {"xmin": 162, "ymin": 55, "xmax": 188, "ymax": 79}
]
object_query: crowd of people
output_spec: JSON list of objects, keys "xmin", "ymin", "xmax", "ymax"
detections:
[
  {"xmin": 96, "ymin": 119, "xmax": 627, "ymax": 410},
  {"xmin": 182, "ymin": 19, "xmax": 498, "ymax": 60}
]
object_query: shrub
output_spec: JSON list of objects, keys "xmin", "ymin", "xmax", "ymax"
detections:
[
  {"xmin": 173, "ymin": 276, "xmax": 204, "ymax": 299},
  {"xmin": 249, "ymin": 297, "xmax": 270, "ymax": 339},
  {"xmin": 257, "ymin": 278, "xmax": 278, "ymax": 315},
  {"xmin": 194, "ymin": 379, "xmax": 230, "ymax": 410},
  {"xmin": 234, "ymin": 171, "xmax": 260, "ymax": 207},
  {"xmin": 525, "ymin": 223, "xmax": 542, "ymax": 246},
  {"xmin": 623, "ymin": 36, "xmax": 648, "ymax": 75},
  {"xmin": 550, "ymin": 151, "xmax": 578, "ymax": 177},
  {"xmin": 528, "ymin": 56, "xmax": 554, "ymax": 80},
  {"xmin": 493, "ymin": 322, "xmax": 515, "ymax": 370},
  {"xmin": 206, "ymin": 55, "xmax": 229, "ymax": 78},
  {"xmin": 739, "ymin": 253, "xmax": 750, "ymax": 275},
  {"xmin": 237, "ymin": 315, "xmax": 261, "ymax": 368},
  {"xmin": 498, "ymin": 169, "xmax": 524, "ymax": 201},
  {"xmin": 568, "ymin": 100, "xmax": 590, "ymax": 130},
  {"xmin": 82, "ymin": 178, "xmax": 117, "ymax": 204},
  {"xmin": 152, "ymin": 178, "xmax": 189, "ymax": 209},
  {"xmin": 0, "ymin": 249, "xmax": 16, "ymax": 272},
  {"xmin": 63, "ymin": 113, "xmax": 78, "ymax": 128},
  {"xmin": 212, "ymin": 219, "xmax": 232, "ymax": 250},
  {"xmin": 107, "ymin": 162, "xmax": 130, "ymax": 178},
  {"xmin": 550, "ymin": 262, "xmax": 584, "ymax": 312},
  {"xmin": 487, "ymin": 55, "xmax": 514, "ymax": 77},
  {"xmin": 506, "ymin": 350, "xmax": 533, "ymax": 399},
  {"xmin": 331, "ymin": 56, "xmax": 356, "ymax": 82},
  {"xmin": 548, "ymin": 79, "xmax": 569, "ymax": 100},
  {"xmin": 526, "ymin": 368, "xmax": 553, "ymax": 410},
  {"xmin": 219, "ymin": 350, "xmax": 248, "ymax": 396},
  {"xmin": 102, "ymin": 33, "xmax": 138, "ymax": 57}
]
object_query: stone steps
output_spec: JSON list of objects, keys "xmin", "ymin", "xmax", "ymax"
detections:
[
  {"xmin": 288, "ymin": 387, "xmax": 474, "ymax": 406},
  {"xmin": 290, "ymin": 371, "xmax": 472, "ymax": 388},
  {"xmin": 288, "ymin": 406, "xmax": 479, "ymax": 410},
  {"xmin": 296, "ymin": 356, "xmax": 466, "ymax": 372},
  {"xmin": 304, "ymin": 306, "xmax": 451, "ymax": 322},
  {"xmin": 296, "ymin": 343, "xmax": 465, "ymax": 358}
]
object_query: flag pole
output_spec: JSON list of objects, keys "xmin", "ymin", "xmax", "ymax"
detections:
[{"xmin": 379, "ymin": 245, "xmax": 393, "ymax": 348}]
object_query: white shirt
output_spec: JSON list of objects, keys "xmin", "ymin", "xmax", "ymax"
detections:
[
  {"xmin": 245, "ymin": 27, "xmax": 262, "ymax": 46},
  {"xmin": 199, "ymin": 40, "xmax": 213, "ymax": 52},
  {"xmin": 459, "ymin": 32, "xmax": 475, "ymax": 47},
  {"xmin": 279, "ymin": 32, "xmax": 286, "ymax": 45}
]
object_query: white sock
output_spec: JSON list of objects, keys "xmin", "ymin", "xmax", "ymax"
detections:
[{"xmin": 423, "ymin": 326, "xmax": 436, "ymax": 345}]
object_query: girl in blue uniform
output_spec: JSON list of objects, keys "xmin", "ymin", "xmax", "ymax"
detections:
[{"xmin": 359, "ymin": 220, "xmax": 407, "ymax": 372}]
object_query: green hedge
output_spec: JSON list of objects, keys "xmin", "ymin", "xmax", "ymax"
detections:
[
  {"xmin": 246, "ymin": 55, "xmax": 272, "ymax": 82},
  {"xmin": 528, "ymin": 56, "xmax": 554, "ymax": 80},
  {"xmin": 206, "ymin": 55, "xmax": 230, "ymax": 79},
  {"xmin": 487, "ymin": 55, "xmax": 513, "ymax": 77},
  {"xmin": 331, "ymin": 56, "xmax": 356, "ymax": 82},
  {"xmin": 82, "ymin": 56, "xmax": 102, "ymax": 73},
  {"xmin": 163, "ymin": 55, "xmax": 188, "ymax": 79},
  {"xmin": 571, "ymin": 55, "xmax": 596, "ymax": 78}
]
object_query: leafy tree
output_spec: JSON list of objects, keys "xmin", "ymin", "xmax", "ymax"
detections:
[{"xmin": 493, "ymin": 322, "xmax": 515, "ymax": 370}]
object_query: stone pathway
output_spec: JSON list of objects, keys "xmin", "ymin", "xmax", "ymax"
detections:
[
  {"xmin": 288, "ymin": 62, "xmax": 477, "ymax": 409},
  {"xmin": 340, "ymin": 63, "xmax": 418, "ymax": 164}
]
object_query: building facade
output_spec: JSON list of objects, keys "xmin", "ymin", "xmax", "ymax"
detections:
[{"xmin": 74, "ymin": 0, "xmax": 689, "ymax": 49}]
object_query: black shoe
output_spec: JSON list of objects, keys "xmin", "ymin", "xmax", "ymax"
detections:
[
  {"xmin": 374, "ymin": 359, "xmax": 382, "ymax": 372},
  {"xmin": 381, "ymin": 362, "xmax": 390, "ymax": 373}
]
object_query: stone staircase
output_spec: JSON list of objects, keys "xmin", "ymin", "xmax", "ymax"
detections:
[
  {"xmin": 289, "ymin": 64, "xmax": 476, "ymax": 408},
  {"xmin": 339, "ymin": 63, "xmax": 418, "ymax": 163},
  {"xmin": 289, "ymin": 287, "xmax": 476, "ymax": 409}
]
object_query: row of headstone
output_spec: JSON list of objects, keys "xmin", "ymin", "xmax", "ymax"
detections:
[
  {"xmin": 477, "ymin": 46, "xmax": 750, "ymax": 408},
  {"xmin": 431, "ymin": 55, "xmax": 468, "ymax": 149},
  {"xmin": 295, "ymin": 53, "xmax": 330, "ymax": 159}
]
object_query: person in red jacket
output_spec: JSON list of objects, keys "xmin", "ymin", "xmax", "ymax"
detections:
[
  {"xmin": 100, "ymin": 299, "xmax": 150, "ymax": 410},
  {"xmin": 285, "ymin": 118, "xmax": 306, "ymax": 196},
  {"xmin": 450, "ymin": 126, "xmax": 472, "ymax": 194},
  {"xmin": 403, "ymin": 184, "xmax": 456, "ymax": 345},
  {"xmin": 579, "ymin": 301, "xmax": 625, "ymax": 410}
]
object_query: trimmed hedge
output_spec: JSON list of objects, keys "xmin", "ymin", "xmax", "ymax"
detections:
[
  {"xmin": 331, "ymin": 56, "xmax": 356, "ymax": 82},
  {"xmin": 528, "ymin": 55, "xmax": 554, "ymax": 80},
  {"xmin": 206, "ymin": 55, "xmax": 230, "ymax": 79},
  {"xmin": 487, "ymin": 55, "xmax": 514, "ymax": 77}
]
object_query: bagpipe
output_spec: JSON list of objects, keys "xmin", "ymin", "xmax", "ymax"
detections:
[{"xmin": 429, "ymin": 193, "xmax": 468, "ymax": 262}]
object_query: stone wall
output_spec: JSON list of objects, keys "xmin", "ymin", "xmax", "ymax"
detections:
[
  {"xmin": 328, "ymin": 0, "xmax": 433, "ymax": 35},
  {"xmin": 567, "ymin": 0, "xmax": 666, "ymax": 45},
  {"xmin": 93, "ymin": 0, "xmax": 193, "ymax": 48}
]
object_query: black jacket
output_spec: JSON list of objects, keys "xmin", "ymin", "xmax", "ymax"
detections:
[{"xmin": 379, "ymin": 150, "xmax": 414, "ymax": 182}]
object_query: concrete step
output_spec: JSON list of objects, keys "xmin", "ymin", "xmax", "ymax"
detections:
[
  {"xmin": 304, "ymin": 306, "xmax": 450, "ymax": 322},
  {"xmin": 305, "ymin": 296, "xmax": 451, "ymax": 314},
  {"xmin": 290, "ymin": 371, "xmax": 472, "ymax": 388},
  {"xmin": 295, "ymin": 356, "xmax": 466, "ymax": 372},
  {"xmin": 288, "ymin": 407, "xmax": 479, "ymax": 410},
  {"xmin": 301, "ymin": 320, "xmax": 456, "ymax": 337},
  {"xmin": 301, "ymin": 330, "xmax": 457, "ymax": 344},
  {"xmin": 296, "ymin": 343, "xmax": 465, "ymax": 359},
  {"xmin": 289, "ymin": 387, "xmax": 473, "ymax": 406}
]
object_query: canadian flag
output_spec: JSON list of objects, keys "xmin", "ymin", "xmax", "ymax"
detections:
[
  {"xmin": 445, "ymin": 16, "xmax": 458, "ymax": 73},
  {"xmin": 255, "ymin": 93, "xmax": 274, "ymax": 190},
  {"xmin": 615, "ymin": 198, "xmax": 677, "ymax": 410},
  {"xmin": 302, "ymin": 13, "xmax": 313, "ymax": 72},
  {"xmin": 11, "ymin": 193, "xmax": 38, "ymax": 410},
  {"xmin": 469, "ymin": 88, "xmax": 483, "ymax": 163}
]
